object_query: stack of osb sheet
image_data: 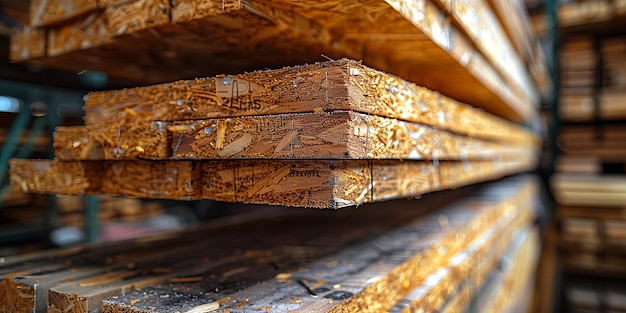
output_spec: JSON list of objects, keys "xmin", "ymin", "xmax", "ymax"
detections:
[{"xmin": 10, "ymin": 0, "xmax": 545, "ymax": 122}]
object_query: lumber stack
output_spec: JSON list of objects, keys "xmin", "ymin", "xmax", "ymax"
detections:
[
  {"xmin": 9, "ymin": 60, "xmax": 539, "ymax": 208},
  {"xmin": 0, "ymin": 176, "xmax": 540, "ymax": 313},
  {"xmin": 3, "ymin": 0, "xmax": 546, "ymax": 311},
  {"xmin": 558, "ymin": 0, "xmax": 626, "ymax": 30},
  {"xmin": 9, "ymin": 0, "xmax": 545, "ymax": 122},
  {"xmin": 552, "ymin": 21, "xmax": 626, "ymax": 281},
  {"xmin": 564, "ymin": 277, "xmax": 626, "ymax": 312},
  {"xmin": 560, "ymin": 36, "xmax": 626, "ymax": 121}
]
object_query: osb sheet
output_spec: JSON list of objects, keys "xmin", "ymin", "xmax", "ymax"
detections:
[
  {"xmin": 9, "ymin": 157, "xmax": 535, "ymax": 208},
  {"xmin": 10, "ymin": 27, "xmax": 46, "ymax": 62},
  {"xmin": 105, "ymin": 0, "xmax": 169, "ymax": 37},
  {"xmin": 9, "ymin": 159, "xmax": 101, "ymax": 195},
  {"xmin": 54, "ymin": 122, "xmax": 169, "ymax": 160},
  {"xmin": 169, "ymin": 111, "xmax": 536, "ymax": 160},
  {"xmin": 84, "ymin": 60, "xmax": 538, "ymax": 145},
  {"xmin": 47, "ymin": 10, "xmax": 110, "ymax": 57},
  {"xmin": 101, "ymin": 160, "xmax": 201, "ymax": 200},
  {"xmin": 30, "ymin": 0, "xmax": 98, "ymax": 27}
]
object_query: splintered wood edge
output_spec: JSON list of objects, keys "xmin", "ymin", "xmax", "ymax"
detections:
[{"xmin": 82, "ymin": 60, "xmax": 538, "ymax": 145}]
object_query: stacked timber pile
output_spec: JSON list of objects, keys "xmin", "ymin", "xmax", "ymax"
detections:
[
  {"xmin": 9, "ymin": 59, "xmax": 539, "ymax": 208},
  {"xmin": 552, "ymin": 9, "xmax": 626, "ymax": 311},
  {"xmin": 10, "ymin": 0, "xmax": 549, "ymax": 122},
  {"xmin": 4, "ymin": 0, "xmax": 546, "ymax": 311},
  {"xmin": 0, "ymin": 176, "xmax": 541, "ymax": 313}
]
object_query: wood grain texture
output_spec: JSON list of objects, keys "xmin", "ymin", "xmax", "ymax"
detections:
[
  {"xmin": 9, "ymin": 158, "xmax": 536, "ymax": 208},
  {"xmin": 99, "ymin": 175, "xmax": 536, "ymax": 313},
  {"xmin": 12, "ymin": 0, "xmax": 540, "ymax": 121},
  {"xmin": 83, "ymin": 60, "xmax": 537, "ymax": 145}
]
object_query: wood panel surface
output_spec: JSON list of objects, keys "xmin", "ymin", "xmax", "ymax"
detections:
[{"xmin": 10, "ymin": 158, "xmax": 536, "ymax": 208}]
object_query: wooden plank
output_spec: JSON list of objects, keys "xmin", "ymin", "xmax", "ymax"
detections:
[
  {"xmin": 169, "ymin": 112, "xmax": 535, "ymax": 160},
  {"xmin": 470, "ymin": 227, "xmax": 540, "ymax": 313},
  {"xmin": 9, "ymin": 27, "xmax": 46, "ymax": 62},
  {"xmin": 556, "ymin": 156, "xmax": 601, "ymax": 174},
  {"xmin": 53, "ymin": 122, "xmax": 170, "ymax": 160},
  {"xmin": 387, "ymin": 202, "xmax": 525, "ymax": 313},
  {"xmin": 551, "ymin": 174, "xmax": 626, "ymax": 208},
  {"xmin": 559, "ymin": 94, "xmax": 594, "ymax": 122},
  {"xmin": 557, "ymin": 205, "xmax": 626, "ymax": 221},
  {"xmin": 560, "ymin": 50, "xmax": 597, "ymax": 72},
  {"xmin": 47, "ymin": 10, "xmax": 111, "ymax": 57},
  {"xmin": 54, "ymin": 111, "xmax": 537, "ymax": 161},
  {"xmin": 82, "ymin": 60, "xmax": 537, "ymax": 144},
  {"xmin": 99, "ymin": 175, "xmax": 537, "ymax": 313},
  {"xmin": 8, "ymin": 159, "xmax": 102, "ymax": 196},
  {"xmin": 599, "ymin": 89, "xmax": 626, "ymax": 119},
  {"xmin": 561, "ymin": 70, "xmax": 596, "ymax": 88},
  {"xmin": 559, "ymin": 126, "xmax": 626, "ymax": 149},
  {"xmin": 105, "ymin": 0, "xmax": 170, "ymax": 37},
  {"xmin": 485, "ymin": 0, "xmax": 535, "ymax": 63},
  {"xmin": 558, "ymin": 0, "xmax": 612, "ymax": 28},
  {"xmin": 529, "ymin": 226, "xmax": 558, "ymax": 313},
  {"xmin": 432, "ymin": 0, "xmax": 539, "ymax": 109},
  {"xmin": 12, "ymin": 1, "xmax": 539, "ymax": 122},
  {"xmin": 30, "ymin": 0, "xmax": 99, "ymax": 27},
  {"xmin": 10, "ymin": 158, "xmax": 536, "ymax": 208}
]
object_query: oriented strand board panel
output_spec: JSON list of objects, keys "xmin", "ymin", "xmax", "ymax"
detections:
[
  {"xmin": 387, "ymin": 208, "xmax": 527, "ymax": 313},
  {"xmin": 100, "ymin": 175, "xmax": 537, "ymax": 313},
  {"xmin": 54, "ymin": 111, "xmax": 537, "ymax": 161},
  {"xmin": 83, "ymin": 60, "xmax": 537, "ymax": 145},
  {"xmin": 9, "ymin": 27, "xmax": 46, "ymax": 62},
  {"xmin": 10, "ymin": 158, "xmax": 535, "ymax": 208},
  {"xmin": 432, "ymin": 0, "xmax": 538, "ymax": 107},
  {"xmin": 8, "ymin": 159, "xmax": 101, "ymax": 195},
  {"xmin": 54, "ymin": 122, "xmax": 170, "ymax": 160},
  {"xmin": 468, "ymin": 227, "xmax": 540, "ymax": 313},
  {"xmin": 9, "ymin": 159, "xmax": 200, "ymax": 200},
  {"xmin": 30, "ymin": 0, "xmax": 99, "ymax": 27},
  {"xmin": 12, "ymin": 0, "xmax": 539, "ymax": 122}
]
